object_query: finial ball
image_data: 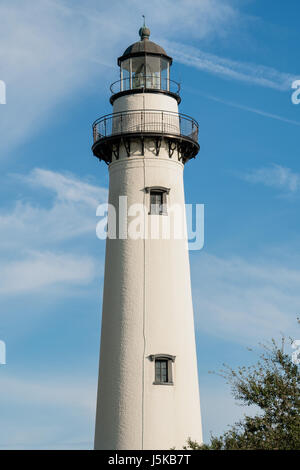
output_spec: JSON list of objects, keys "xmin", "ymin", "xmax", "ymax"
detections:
[{"xmin": 139, "ymin": 25, "xmax": 150, "ymax": 40}]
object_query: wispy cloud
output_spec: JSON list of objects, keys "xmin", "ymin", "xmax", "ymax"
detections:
[
  {"xmin": 165, "ymin": 41, "xmax": 296, "ymax": 91},
  {"xmin": 22, "ymin": 168, "xmax": 107, "ymax": 208},
  {"xmin": 0, "ymin": 0, "xmax": 240, "ymax": 156},
  {"xmin": 200, "ymin": 93, "xmax": 300, "ymax": 127},
  {"xmin": 0, "ymin": 0, "xmax": 119, "ymax": 155},
  {"xmin": 192, "ymin": 252, "xmax": 298, "ymax": 345},
  {"xmin": 241, "ymin": 164, "xmax": 300, "ymax": 193},
  {"xmin": 0, "ymin": 374, "xmax": 96, "ymax": 412},
  {"xmin": 146, "ymin": 0, "xmax": 239, "ymax": 40},
  {"xmin": 0, "ymin": 168, "xmax": 106, "ymax": 293},
  {"xmin": 0, "ymin": 251, "xmax": 96, "ymax": 294},
  {"xmin": 0, "ymin": 168, "xmax": 107, "ymax": 248}
]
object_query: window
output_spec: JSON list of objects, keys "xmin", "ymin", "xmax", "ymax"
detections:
[
  {"xmin": 145, "ymin": 56, "xmax": 161, "ymax": 89},
  {"xmin": 120, "ymin": 58, "xmax": 131, "ymax": 91},
  {"xmin": 161, "ymin": 58, "xmax": 169, "ymax": 91},
  {"xmin": 150, "ymin": 190, "xmax": 164, "ymax": 215},
  {"xmin": 155, "ymin": 359, "xmax": 168, "ymax": 383},
  {"xmin": 132, "ymin": 57, "xmax": 146, "ymax": 89},
  {"xmin": 149, "ymin": 354, "xmax": 175, "ymax": 385},
  {"xmin": 145, "ymin": 187, "xmax": 170, "ymax": 215}
]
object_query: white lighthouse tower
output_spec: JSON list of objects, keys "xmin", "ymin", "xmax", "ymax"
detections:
[{"xmin": 93, "ymin": 23, "xmax": 202, "ymax": 450}]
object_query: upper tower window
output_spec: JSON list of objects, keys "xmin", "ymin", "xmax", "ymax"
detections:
[
  {"xmin": 145, "ymin": 186, "xmax": 170, "ymax": 215},
  {"xmin": 150, "ymin": 190, "xmax": 164, "ymax": 215}
]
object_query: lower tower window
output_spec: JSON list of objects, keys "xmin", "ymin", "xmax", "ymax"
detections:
[
  {"xmin": 155, "ymin": 359, "xmax": 168, "ymax": 383},
  {"xmin": 149, "ymin": 354, "xmax": 176, "ymax": 385}
]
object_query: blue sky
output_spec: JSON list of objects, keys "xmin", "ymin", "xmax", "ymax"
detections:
[{"xmin": 0, "ymin": 0, "xmax": 300, "ymax": 449}]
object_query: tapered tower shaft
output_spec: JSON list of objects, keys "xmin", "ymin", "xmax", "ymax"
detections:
[{"xmin": 93, "ymin": 25, "xmax": 202, "ymax": 450}]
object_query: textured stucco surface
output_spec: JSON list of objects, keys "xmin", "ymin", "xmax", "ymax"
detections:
[{"xmin": 94, "ymin": 91, "xmax": 202, "ymax": 450}]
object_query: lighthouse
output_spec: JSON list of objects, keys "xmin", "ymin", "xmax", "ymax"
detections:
[{"xmin": 93, "ymin": 23, "xmax": 202, "ymax": 450}]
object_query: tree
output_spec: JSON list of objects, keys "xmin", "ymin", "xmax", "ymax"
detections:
[{"xmin": 186, "ymin": 320, "xmax": 300, "ymax": 450}]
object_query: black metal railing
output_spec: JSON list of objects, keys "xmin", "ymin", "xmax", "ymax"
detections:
[
  {"xmin": 110, "ymin": 76, "xmax": 181, "ymax": 96},
  {"xmin": 92, "ymin": 110, "xmax": 199, "ymax": 144}
]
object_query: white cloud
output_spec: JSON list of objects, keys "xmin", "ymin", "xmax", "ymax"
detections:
[
  {"xmin": 0, "ymin": 251, "xmax": 96, "ymax": 294},
  {"xmin": 0, "ymin": 374, "xmax": 96, "ymax": 412},
  {"xmin": 0, "ymin": 168, "xmax": 107, "ymax": 248},
  {"xmin": 165, "ymin": 41, "xmax": 296, "ymax": 91},
  {"xmin": 0, "ymin": 168, "xmax": 106, "ymax": 293},
  {"xmin": 23, "ymin": 168, "xmax": 107, "ymax": 208},
  {"xmin": 144, "ymin": 0, "xmax": 239, "ymax": 40},
  {"xmin": 242, "ymin": 164, "xmax": 300, "ymax": 193},
  {"xmin": 199, "ymin": 93, "xmax": 300, "ymax": 127},
  {"xmin": 0, "ymin": 0, "xmax": 118, "ymax": 155},
  {"xmin": 0, "ymin": 200, "xmax": 95, "ymax": 247},
  {"xmin": 192, "ymin": 252, "xmax": 299, "ymax": 345}
]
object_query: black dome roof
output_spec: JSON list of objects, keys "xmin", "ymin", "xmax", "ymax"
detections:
[
  {"xmin": 118, "ymin": 26, "xmax": 172, "ymax": 65},
  {"xmin": 122, "ymin": 40, "xmax": 167, "ymax": 57}
]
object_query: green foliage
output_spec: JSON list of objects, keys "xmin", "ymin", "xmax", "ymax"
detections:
[{"xmin": 186, "ymin": 320, "xmax": 300, "ymax": 450}]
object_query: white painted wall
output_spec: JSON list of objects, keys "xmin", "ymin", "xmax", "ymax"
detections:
[
  {"xmin": 94, "ymin": 90, "xmax": 202, "ymax": 450},
  {"xmin": 113, "ymin": 93, "xmax": 178, "ymax": 114}
]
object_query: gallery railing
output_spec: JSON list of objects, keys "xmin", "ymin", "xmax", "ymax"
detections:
[
  {"xmin": 92, "ymin": 109, "xmax": 198, "ymax": 144},
  {"xmin": 110, "ymin": 76, "xmax": 181, "ymax": 96}
]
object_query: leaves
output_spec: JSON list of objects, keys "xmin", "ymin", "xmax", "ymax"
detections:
[{"xmin": 187, "ymin": 320, "xmax": 300, "ymax": 450}]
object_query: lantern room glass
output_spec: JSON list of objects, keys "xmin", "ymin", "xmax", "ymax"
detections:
[
  {"xmin": 145, "ymin": 56, "xmax": 160, "ymax": 89},
  {"xmin": 120, "ymin": 58, "xmax": 131, "ymax": 91},
  {"xmin": 132, "ymin": 57, "xmax": 146, "ymax": 88},
  {"xmin": 161, "ymin": 58, "xmax": 169, "ymax": 91},
  {"xmin": 120, "ymin": 56, "xmax": 170, "ymax": 91}
]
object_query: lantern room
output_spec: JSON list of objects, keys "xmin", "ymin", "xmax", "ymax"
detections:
[{"xmin": 110, "ymin": 24, "xmax": 180, "ymax": 103}]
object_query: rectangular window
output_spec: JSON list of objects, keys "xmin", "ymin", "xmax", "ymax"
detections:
[
  {"xmin": 161, "ymin": 58, "xmax": 169, "ymax": 91},
  {"xmin": 150, "ymin": 191, "xmax": 163, "ymax": 215},
  {"xmin": 155, "ymin": 359, "xmax": 169, "ymax": 383},
  {"xmin": 120, "ymin": 58, "xmax": 131, "ymax": 91},
  {"xmin": 149, "ymin": 189, "xmax": 167, "ymax": 215},
  {"xmin": 132, "ymin": 57, "xmax": 146, "ymax": 89},
  {"xmin": 145, "ymin": 56, "xmax": 160, "ymax": 89},
  {"xmin": 150, "ymin": 354, "xmax": 175, "ymax": 385}
]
